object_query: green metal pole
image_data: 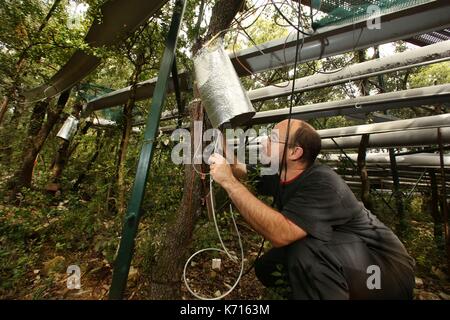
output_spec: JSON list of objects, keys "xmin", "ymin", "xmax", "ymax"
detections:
[{"xmin": 109, "ymin": 0, "xmax": 187, "ymax": 299}]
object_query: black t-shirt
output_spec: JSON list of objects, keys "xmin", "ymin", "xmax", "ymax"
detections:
[{"xmin": 249, "ymin": 163, "xmax": 415, "ymax": 271}]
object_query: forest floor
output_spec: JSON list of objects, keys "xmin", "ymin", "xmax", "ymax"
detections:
[{"xmin": 1, "ymin": 186, "xmax": 450, "ymax": 300}]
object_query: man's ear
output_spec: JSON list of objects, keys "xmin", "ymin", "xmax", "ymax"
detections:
[{"xmin": 290, "ymin": 146, "xmax": 303, "ymax": 161}]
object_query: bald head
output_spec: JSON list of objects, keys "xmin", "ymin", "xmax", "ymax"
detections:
[{"xmin": 274, "ymin": 119, "xmax": 303, "ymax": 144}]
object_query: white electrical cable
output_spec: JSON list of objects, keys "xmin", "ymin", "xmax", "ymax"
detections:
[
  {"xmin": 183, "ymin": 199, "xmax": 244, "ymax": 300},
  {"xmin": 210, "ymin": 177, "xmax": 237, "ymax": 263},
  {"xmin": 183, "ymin": 130, "xmax": 245, "ymax": 300}
]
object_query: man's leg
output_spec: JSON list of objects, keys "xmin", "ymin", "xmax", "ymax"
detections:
[
  {"xmin": 254, "ymin": 247, "xmax": 292, "ymax": 298},
  {"xmin": 325, "ymin": 236, "xmax": 415, "ymax": 299},
  {"xmin": 287, "ymin": 232, "xmax": 414, "ymax": 300},
  {"xmin": 286, "ymin": 236, "xmax": 350, "ymax": 300},
  {"xmin": 255, "ymin": 237, "xmax": 351, "ymax": 299}
]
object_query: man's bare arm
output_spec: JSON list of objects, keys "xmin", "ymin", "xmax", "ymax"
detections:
[
  {"xmin": 230, "ymin": 163, "xmax": 247, "ymax": 180},
  {"xmin": 221, "ymin": 176, "xmax": 307, "ymax": 247}
]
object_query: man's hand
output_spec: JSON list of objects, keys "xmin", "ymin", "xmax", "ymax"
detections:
[
  {"xmin": 209, "ymin": 153, "xmax": 236, "ymax": 188},
  {"xmin": 209, "ymin": 154, "xmax": 307, "ymax": 248}
]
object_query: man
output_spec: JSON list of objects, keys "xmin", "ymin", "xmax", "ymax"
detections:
[{"xmin": 208, "ymin": 119, "xmax": 415, "ymax": 300}]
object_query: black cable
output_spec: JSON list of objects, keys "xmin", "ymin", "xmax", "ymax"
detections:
[
  {"xmin": 242, "ymin": 238, "xmax": 266, "ymax": 277},
  {"xmin": 279, "ymin": 0, "xmax": 303, "ymax": 192},
  {"xmin": 233, "ymin": 1, "xmax": 269, "ymax": 30},
  {"xmin": 233, "ymin": 0, "xmax": 314, "ymax": 279},
  {"xmin": 271, "ymin": 0, "xmax": 312, "ymax": 36},
  {"xmin": 236, "ymin": 2, "xmax": 306, "ymax": 277}
]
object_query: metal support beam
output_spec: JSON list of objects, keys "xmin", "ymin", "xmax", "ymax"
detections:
[
  {"xmin": 84, "ymin": 39, "xmax": 450, "ymax": 113},
  {"xmin": 337, "ymin": 173, "xmax": 448, "ymax": 188},
  {"xmin": 389, "ymin": 148, "xmax": 406, "ymax": 235},
  {"xmin": 319, "ymin": 114, "xmax": 450, "ymax": 139},
  {"xmin": 108, "ymin": 0, "xmax": 187, "ymax": 300},
  {"xmin": 357, "ymin": 134, "xmax": 372, "ymax": 210},
  {"xmin": 405, "ymin": 170, "xmax": 427, "ymax": 200},
  {"xmin": 230, "ymin": 1, "xmax": 450, "ymax": 76},
  {"xmin": 85, "ymin": 72, "xmax": 191, "ymax": 113},
  {"xmin": 396, "ymin": 146, "xmax": 450, "ymax": 156},
  {"xmin": 344, "ymin": 112, "xmax": 399, "ymax": 123},
  {"xmin": 247, "ymin": 41, "xmax": 450, "ymax": 102},
  {"xmin": 320, "ymin": 152, "xmax": 450, "ymax": 168},
  {"xmin": 321, "ymin": 127, "xmax": 450, "ymax": 150},
  {"xmin": 342, "ymin": 178, "xmax": 445, "ymax": 190},
  {"xmin": 330, "ymin": 165, "xmax": 450, "ymax": 179},
  {"xmin": 249, "ymin": 84, "xmax": 450, "ymax": 125}
]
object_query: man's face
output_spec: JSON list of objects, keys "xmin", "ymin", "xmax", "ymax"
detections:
[{"xmin": 262, "ymin": 120, "xmax": 302, "ymax": 165}]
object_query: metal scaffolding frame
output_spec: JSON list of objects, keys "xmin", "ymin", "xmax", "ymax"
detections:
[
  {"xmin": 23, "ymin": 1, "xmax": 450, "ymax": 104},
  {"xmin": 321, "ymin": 152, "xmax": 450, "ymax": 168},
  {"xmin": 247, "ymin": 41, "xmax": 450, "ymax": 102},
  {"xmin": 249, "ymin": 84, "xmax": 450, "ymax": 125},
  {"xmin": 318, "ymin": 114, "xmax": 450, "ymax": 139},
  {"xmin": 84, "ymin": 39, "xmax": 450, "ymax": 113},
  {"xmin": 321, "ymin": 127, "xmax": 450, "ymax": 149},
  {"xmin": 229, "ymin": 0, "xmax": 450, "ymax": 76},
  {"xmin": 86, "ymin": 73, "xmax": 191, "ymax": 113},
  {"xmin": 408, "ymin": 28, "xmax": 450, "ymax": 46}
]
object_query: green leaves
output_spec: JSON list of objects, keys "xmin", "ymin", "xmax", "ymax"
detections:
[{"xmin": 0, "ymin": 0, "xmax": 95, "ymax": 96}]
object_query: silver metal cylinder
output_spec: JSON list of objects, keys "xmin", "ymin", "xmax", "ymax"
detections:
[
  {"xmin": 57, "ymin": 115, "xmax": 79, "ymax": 141},
  {"xmin": 194, "ymin": 42, "xmax": 255, "ymax": 128}
]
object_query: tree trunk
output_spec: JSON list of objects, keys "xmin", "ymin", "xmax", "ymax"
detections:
[
  {"xmin": 28, "ymin": 100, "xmax": 48, "ymax": 137},
  {"xmin": 48, "ymin": 121, "xmax": 91, "ymax": 192},
  {"xmin": 117, "ymin": 66, "xmax": 141, "ymax": 216},
  {"xmin": 147, "ymin": 0, "xmax": 245, "ymax": 299},
  {"xmin": 356, "ymin": 50, "xmax": 369, "ymax": 96},
  {"xmin": 49, "ymin": 139, "xmax": 70, "ymax": 189},
  {"xmin": 1, "ymin": 94, "xmax": 23, "ymax": 166},
  {"xmin": 117, "ymin": 101, "xmax": 134, "ymax": 216},
  {"xmin": 148, "ymin": 100, "xmax": 203, "ymax": 299},
  {"xmin": 0, "ymin": 96, "xmax": 9, "ymax": 126},
  {"xmin": 7, "ymin": 99, "xmax": 49, "ymax": 191},
  {"xmin": 72, "ymin": 130, "xmax": 105, "ymax": 192},
  {"xmin": 8, "ymin": 89, "xmax": 71, "ymax": 196}
]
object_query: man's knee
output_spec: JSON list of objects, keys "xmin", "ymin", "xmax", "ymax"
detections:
[
  {"xmin": 254, "ymin": 256, "xmax": 268, "ymax": 285},
  {"xmin": 254, "ymin": 248, "xmax": 287, "ymax": 288},
  {"xmin": 285, "ymin": 237, "xmax": 350, "ymax": 299}
]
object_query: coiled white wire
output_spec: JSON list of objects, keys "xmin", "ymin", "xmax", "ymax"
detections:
[{"xmin": 182, "ymin": 131, "xmax": 245, "ymax": 300}]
